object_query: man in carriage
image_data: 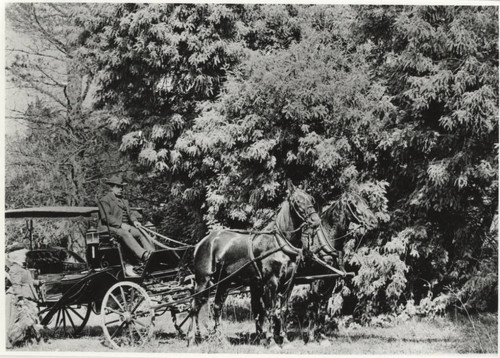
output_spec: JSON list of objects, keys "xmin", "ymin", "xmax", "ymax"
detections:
[{"xmin": 98, "ymin": 175, "xmax": 155, "ymax": 275}]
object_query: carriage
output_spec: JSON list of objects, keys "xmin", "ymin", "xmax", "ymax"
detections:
[
  {"xmin": 5, "ymin": 206, "xmax": 195, "ymax": 349},
  {"xmin": 5, "ymin": 190, "xmax": 354, "ymax": 349}
]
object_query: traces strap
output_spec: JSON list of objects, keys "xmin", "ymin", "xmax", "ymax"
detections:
[{"xmin": 247, "ymin": 234, "xmax": 263, "ymax": 281}]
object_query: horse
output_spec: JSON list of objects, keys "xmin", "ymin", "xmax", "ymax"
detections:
[
  {"xmin": 186, "ymin": 182, "xmax": 322, "ymax": 346},
  {"xmin": 293, "ymin": 192, "xmax": 378, "ymax": 343}
]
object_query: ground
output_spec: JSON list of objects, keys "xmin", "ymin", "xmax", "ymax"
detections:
[{"xmin": 9, "ymin": 308, "xmax": 498, "ymax": 354}]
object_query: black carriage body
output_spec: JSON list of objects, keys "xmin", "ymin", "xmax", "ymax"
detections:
[
  {"xmin": 25, "ymin": 247, "xmax": 88, "ymax": 303},
  {"xmin": 5, "ymin": 206, "xmax": 194, "ymax": 336}
]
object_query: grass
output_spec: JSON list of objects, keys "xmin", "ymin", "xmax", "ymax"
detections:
[{"xmin": 11, "ymin": 306, "xmax": 498, "ymax": 354}]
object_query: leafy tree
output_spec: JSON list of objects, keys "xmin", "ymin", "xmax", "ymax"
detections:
[
  {"xmin": 174, "ymin": 6, "xmax": 388, "ymax": 225},
  {"xmin": 356, "ymin": 5, "xmax": 498, "ymax": 312},
  {"xmin": 78, "ymin": 3, "xmax": 313, "ymax": 236},
  {"xmin": 7, "ymin": 4, "xmax": 497, "ymax": 320}
]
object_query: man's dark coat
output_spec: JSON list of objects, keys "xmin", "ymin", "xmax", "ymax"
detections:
[{"xmin": 98, "ymin": 192, "xmax": 142, "ymax": 228}]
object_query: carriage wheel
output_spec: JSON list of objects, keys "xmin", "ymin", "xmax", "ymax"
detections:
[
  {"xmin": 101, "ymin": 281, "xmax": 155, "ymax": 349},
  {"xmin": 40, "ymin": 304, "xmax": 91, "ymax": 337}
]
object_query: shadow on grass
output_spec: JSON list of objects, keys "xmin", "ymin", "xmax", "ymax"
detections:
[
  {"xmin": 154, "ymin": 331, "xmax": 182, "ymax": 342},
  {"xmin": 226, "ymin": 329, "xmax": 311, "ymax": 346},
  {"xmin": 227, "ymin": 332, "xmax": 265, "ymax": 346},
  {"xmin": 338, "ymin": 333, "xmax": 452, "ymax": 344},
  {"xmin": 41, "ymin": 325, "xmax": 103, "ymax": 340}
]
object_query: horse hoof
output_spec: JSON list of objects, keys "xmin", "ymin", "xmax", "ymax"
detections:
[
  {"xmin": 268, "ymin": 341, "xmax": 282, "ymax": 351},
  {"xmin": 281, "ymin": 339, "xmax": 293, "ymax": 350},
  {"xmin": 187, "ymin": 334, "xmax": 199, "ymax": 347},
  {"xmin": 209, "ymin": 330, "xmax": 223, "ymax": 343},
  {"xmin": 320, "ymin": 339, "xmax": 331, "ymax": 347}
]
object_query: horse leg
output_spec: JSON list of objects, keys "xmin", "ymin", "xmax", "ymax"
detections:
[
  {"xmin": 307, "ymin": 303, "xmax": 319, "ymax": 343},
  {"xmin": 276, "ymin": 285, "xmax": 294, "ymax": 346},
  {"xmin": 263, "ymin": 276, "xmax": 282, "ymax": 346},
  {"xmin": 317, "ymin": 299, "xmax": 332, "ymax": 345},
  {"xmin": 213, "ymin": 283, "xmax": 229, "ymax": 335},
  {"xmin": 313, "ymin": 279, "xmax": 336, "ymax": 345},
  {"xmin": 187, "ymin": 276, "xmax": 210, "ymax": 346},
  {"xmin": 306, "ymin": 283, "xmax": 318, "ymax": 343},
  {"xmin": 250, "ymin": 286, "xmax": 265, "ymax": 339}
]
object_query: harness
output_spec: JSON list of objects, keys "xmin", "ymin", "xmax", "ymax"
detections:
[{"xmin": 247, "ymin": 234, "xmax": 263, "ymax": 281}]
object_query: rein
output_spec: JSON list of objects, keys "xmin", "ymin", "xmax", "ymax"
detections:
[
  {"xmin": 201, "ymin": 196, "xmax": 316, "ymax": 294},
  {"xmin": 186, "ymin": 240, "xmax": 295, "ymax": 302},
  {"xmin": 310, "ymin": 253, "xmax": 353, "ymax": 277},
  {"xmin": 139, "ymin": 226, "xmax": 193, "ymax": 250}
]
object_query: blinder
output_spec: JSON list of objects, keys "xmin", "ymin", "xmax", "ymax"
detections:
[
  {"xmin": 287, "ymin": 192, "xmax": 323, "ymax": 254},
  {"xmin": 289, "ymin": 195, "xmax": 320, "ymax": 228}
]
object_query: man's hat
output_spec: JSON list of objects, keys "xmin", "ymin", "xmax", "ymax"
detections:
[{"xmin": 105, "ymin": 175, "xmax": 127, "ymax": 187}]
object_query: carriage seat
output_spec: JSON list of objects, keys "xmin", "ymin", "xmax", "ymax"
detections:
[{"xmin": 95, "ymin": 227, "xmax": 118, "ymax": 246}]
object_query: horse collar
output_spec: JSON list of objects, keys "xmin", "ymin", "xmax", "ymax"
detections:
[{"xmin": 274, "ymin": 229, "xmax": 302, "ymax": 257}]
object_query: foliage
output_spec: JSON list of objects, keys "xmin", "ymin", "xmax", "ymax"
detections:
[
  {"xmin": 354, "ymin": 5, "xmax": 498, "ymax": 313},
  {"xmin": 175, "ymin": 7, "xmax": 388, "ymax": 228},
  {"xmin": 5, "ymin": 4, "xmax": 498, "ymax": 322}
]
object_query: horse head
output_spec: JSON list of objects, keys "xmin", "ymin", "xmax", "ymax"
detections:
[
  {"xmin": 273, "ymin": 182, "xmax": 322, "ymax": 254},
  {"xmin": 287, "ymin": 182, "xmax": 322, "ymax": 230},
  {"xmin": 309, "ymin": 192, "xmax": 378, "ymax": 264}
]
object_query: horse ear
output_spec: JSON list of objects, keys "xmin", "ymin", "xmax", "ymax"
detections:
[
  {"xmin": 286, "ymin": 179, "xmax": 295, "ymax": 194},
  {"xmin": 303, "ymin": 181, "xmax": 309, "ymax": 191}
]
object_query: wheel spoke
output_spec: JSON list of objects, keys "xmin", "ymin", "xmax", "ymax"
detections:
[
  {"xmin": 67, "ymin": 306, "xmax": 85, "ymax": 321},
  {"xmin": 105, "ymin": 318, "xmax": 121, "ymax": 326},
  {"xmin": 65, "ymin": 308, "xmax": 77, "ymax": 330},
  {"xmin": 132, "ymin": 323, "xmax": 146, "ymax": 342},
  {"xmin": 105, "ymin": 307, "xmax": 123, "ymax": 316},
  {"xmin": 134, "ymin": 319, "xmax": 147, "ymax": 328},
  {"xmin": 119, "ymin": 286, "xmax": 127, "ymax": 310},
  {"xmin": 110, "ymin": 293, "xmax": 125, "ymax": 311},
  {"xmin": 110, "ymin": 321, "xmax": 127, "ymax": 340},
  {"xmin": 62, "ymin": 308, "xmax": 67, "ymax": 332},
  {"xmin": 131, "ymin": 296, "xmax": 146, "ymax": 314},
  {"xmin": 55, "ymin": 308, "xmax": 62, "ymax": 328}
]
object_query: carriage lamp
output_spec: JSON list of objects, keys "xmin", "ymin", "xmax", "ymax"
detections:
[
  {"xmin": 28, "ymin": 268, "xmax": 39, "ymax": 280},
  {"xmin": 86, "ymin": 228, "xmax": 100, "ymax": 245}
]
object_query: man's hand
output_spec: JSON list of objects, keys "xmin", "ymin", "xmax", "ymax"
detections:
[{"xmin": 133, "ymin": 221, "xmax": 142, "ymax": 228}]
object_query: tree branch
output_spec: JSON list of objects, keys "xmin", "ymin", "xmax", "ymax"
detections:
[
  {"xmin": 81, "ymin": 75, "xmax": 93, "ymax": 103},
  {"xmin": 6, "ymin": 48, "xmax": 66, "ymax": 62},
  {"xmin": 8, "ymin": 66, "xmax": 67, "ymax": 108},
  {"xmin": 34, "ymin": 64, "xmax": 66, "ymax": 87},
  {"xmin": 32, "ymin": 6, "xmax": 71, "ymax": 58}
]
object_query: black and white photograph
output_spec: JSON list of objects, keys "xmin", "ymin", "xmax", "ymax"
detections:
[{"xmin": 3, "ymin": 2, "xmax": 498, "ymax": 355}]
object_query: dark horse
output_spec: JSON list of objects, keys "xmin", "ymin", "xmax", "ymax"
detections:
[
  {"xmin": 187, "ymin": 183, "xmax": 321, "ymax": 346},
  {"xmin": 297, "ymin": 192, "xmax": 378, "ymax": 343}
]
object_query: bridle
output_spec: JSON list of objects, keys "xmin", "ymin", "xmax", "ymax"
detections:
[
  {"xmin": 289, "ymin": 194, "xmax": 320, "ymax": 228},
  {"xmin": 272, "ymin": 191, "xmax": 321, "ymax": 256}
]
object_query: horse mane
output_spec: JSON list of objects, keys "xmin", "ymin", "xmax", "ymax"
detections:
[
  {"xmin": 273, "ymin": 200, "xmax": 293, "ymax": 233},
  {"xmin": 225, "ymin": 200, "xmax": 293, "ymax": 235}
]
